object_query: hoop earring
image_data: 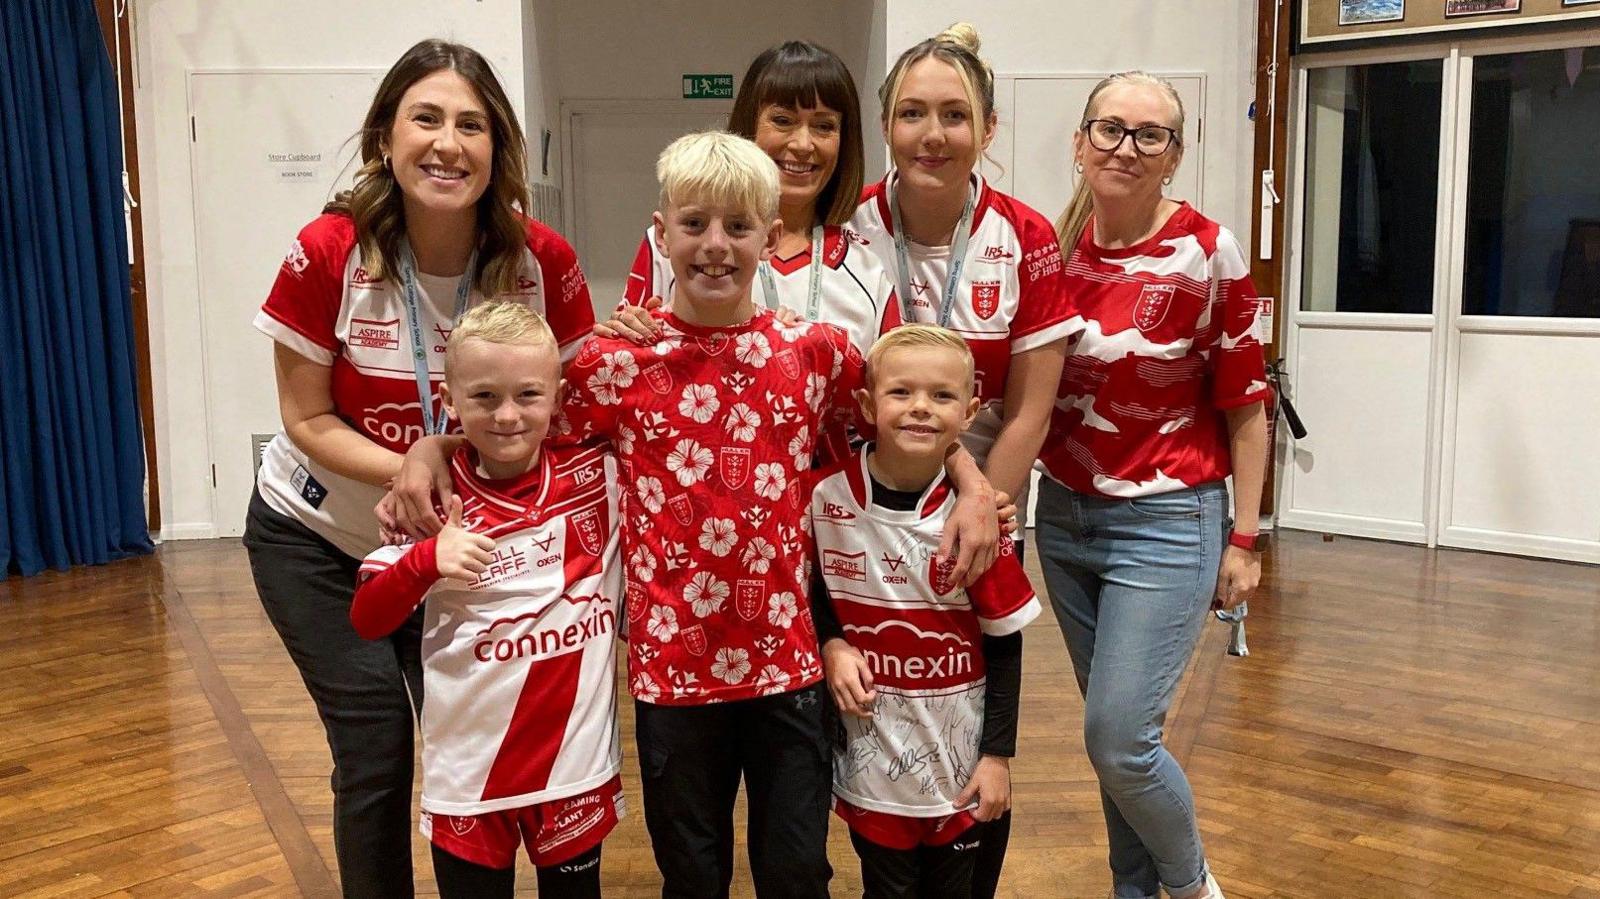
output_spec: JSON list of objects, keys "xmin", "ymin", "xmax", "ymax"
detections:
[
  {"xmin": 382, "ymin": 153, "xmax": 391, "ymax": 169},
  {"xmin": 1074, "ymin": 162, "xmax": 1084, "ymax": 174}
]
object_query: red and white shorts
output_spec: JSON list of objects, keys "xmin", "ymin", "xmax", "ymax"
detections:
[
  {"xmin": 421, "ymin": 776, "xmax": 625, "ymax": 869},
  {"xmin": 833, "ymin": 797, "xmax": 978, "ymax": 850}
]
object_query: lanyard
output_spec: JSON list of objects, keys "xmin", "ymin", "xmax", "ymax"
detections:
[
  {"xmin": 889, "ymin": 176, "xmax": 977, "ymax": 327},
  {"xmin": 396, "ymin": 241, "xmax": 477, "ymax": 436},
  {"xmin": 758, "ymin": 224, "xmax": 826, "ymax": 320}
]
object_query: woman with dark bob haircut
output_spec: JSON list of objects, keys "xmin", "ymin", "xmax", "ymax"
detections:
[{"xmin": 243, "ymin": 39, "xmax": 594, "ymax": 897}]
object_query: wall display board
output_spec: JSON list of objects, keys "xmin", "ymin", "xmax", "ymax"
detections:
[{"xmin": 1305, "ymin": 0, "xmax": 1600, "ymax": 42}]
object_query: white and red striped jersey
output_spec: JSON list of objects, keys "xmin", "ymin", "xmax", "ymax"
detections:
[
  {"xmin": 810, "ymin": 449, "xmax": 1040, "ymax": 818},
  {"xmin": 622, "ymin": 224, "xmax": 903, "ymax": 358},
  {"xmin": 253, "ymin": 213, "xmax": 596, "ymax": 558},
  {"xmin": 850, "ymin": 173, "xmax": 1080, "ymax": 463},
  {"xmin": 560, "ymin": 309, "xmax": 863, "ymax": 706},
  {"xmin": 351, "ymin": 443, "xmax": 622, "ymax": 817},
  {"xmin": 1040, "ymin": 204, "xmax": 1271, "ymax": 498}
]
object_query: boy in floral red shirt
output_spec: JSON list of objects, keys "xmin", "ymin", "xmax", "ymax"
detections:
[{"xmin": 557, "ymin": 132, "xmax": 854, "ymax": 897}]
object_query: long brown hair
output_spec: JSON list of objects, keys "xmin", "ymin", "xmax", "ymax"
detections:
[
  {"xmin": 1055, "ymin": 71, "xmax": 1186, "ymax": 251},
  {"xmin": 727, "ymin": 41, "xmax": 864, "ymax": 227},
  {"xmin": 324, "ymin": 39, "xmax": 531, "ymax": 297}
]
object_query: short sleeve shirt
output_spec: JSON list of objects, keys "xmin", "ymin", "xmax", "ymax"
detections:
[
  {"xmin": 560, "ymin": 309, "xmax": 865, "ymax": 705},
  {"xmin": 1038, "ymin": 204, "xmax": 1271, "ymax": 498}
]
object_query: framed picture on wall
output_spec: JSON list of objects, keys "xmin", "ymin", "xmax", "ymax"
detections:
[
  {"xmin": 1445, "ymin": 0, "xmax": 1520, "ymax": 15},
  {"xmin": 1562, "ymin": 0, "xmax": 1600, "ymax": 6},
  {"xmin": 1340, "ymin": 0, "xmax": 1405, "ymax": 23}
]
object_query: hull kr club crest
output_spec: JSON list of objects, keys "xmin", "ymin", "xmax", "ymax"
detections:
[
  {"xmin": 720, "ymin": 446, "xmax": 751, "ymax": 490},
  {"xmin": 736, "ymin": 579, "xmax": 764, "ymax": 622},
  {"xmin": 681, "ymin": 624, "xmax": 708, "ymax": 657},
  {"xmin": 1135, "ymin": 283, "xmax": 1177, "ymax": 334},
  {"xmin": 775, "ymin": 347, "xmax": 801, "ymax": 379},
  {"xmin": 644, "ymin": 362, "xmax": 674, "ymax": 395},
  {"xmin": 929, "ymin": 553, "xmax": 959, "ymax": 596},
  {"xmin": 571, "ymin": 507, "xmax": 604, "ymax": 555},
  {"xmin": 971, "ymin": 281, "xmax": 1001, "ymax": 320}
]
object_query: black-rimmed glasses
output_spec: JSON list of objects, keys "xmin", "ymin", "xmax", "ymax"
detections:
[{"xmin": 1083, "ymin": 118, "xmax": 1181, "ymax": 156}]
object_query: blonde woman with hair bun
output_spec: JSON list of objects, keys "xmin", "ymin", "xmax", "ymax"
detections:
[
  {"xmin": 1033, "ymin": 70, "xmax": 1272, "ymax": 899},
  {"xmin": 840, "ymin": 23, "xmax": 1081, "ymax": 899}
]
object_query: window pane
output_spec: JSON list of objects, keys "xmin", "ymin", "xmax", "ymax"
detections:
[
  {"xmin": 1463, "ymin": 46, "xmax": 1600, "ymax": 318},
  {"xmin": 1301, "ymin": 61, "xmax": 1442, "ymax": 313}
]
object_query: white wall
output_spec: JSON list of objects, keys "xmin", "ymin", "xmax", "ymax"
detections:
[
  {"xmin": 134, "ymin": 0, "xmax": 530, "ymax": 538},
  {"xmin": 882, "ymin": 0, "xmax": 1259, "ymax": 239}
]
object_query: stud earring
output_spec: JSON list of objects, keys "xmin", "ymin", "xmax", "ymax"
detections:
[{"xmin": 1162, "ymin": 175, "xmax": 1172, "ymax": 186}]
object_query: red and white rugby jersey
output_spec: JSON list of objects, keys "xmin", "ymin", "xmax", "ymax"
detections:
[
  {"xmin": 850, "ymin": 173, "xmax": 1081, "ymax": 464},
  {"xmin": 351, "ymin": 443, "xmax": 622, "ymax": 816},
  {"xmin": 252, "ymin": 212, "xmax": 596, "ymax": 558},
  {"xmin": 810, "ymin": 448, "xmax": 1039, "ymax": 818},
  {"xmin": 1039, "ymin": 204, "xmax": 1272, "ymax": 499},
  {"xmin": 622, "ymin": 224, "xmax": 902, "ymax": 357},
  {"xmin": 560, "ymin": 309, "xmax": 864, "ymax": 706}
]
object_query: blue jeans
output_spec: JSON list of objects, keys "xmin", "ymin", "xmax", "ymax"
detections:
[{"xmin": 1034, "ymin": 477, "xmax": 1227, "ymax": 899}]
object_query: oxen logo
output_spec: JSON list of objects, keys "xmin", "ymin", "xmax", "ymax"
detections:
[
  {"xmin": 571, "ymin": 507, "xmax": 604, "ymax": 555},
  {"xmin": 644, "ymin": 362, "xmax": 674, "ymax": 395},
  {"xmin": 736, "ymin": 579, "xmax": 764, "ymax": 622},
  {"xmin": 720, "ymin": 447, "xmax": 751, "ymax": 490},
  {"xmin": 971, "ymin": 282, "xmax": 1001, "ymax": 320},
  {"xmin": 1135, "ymin": 283, "xmax": 1177, "ymax": 333}
]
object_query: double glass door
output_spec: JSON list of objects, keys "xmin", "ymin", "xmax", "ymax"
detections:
[{"xmin": 1280, "ymin": 38, "xmax": 1600, "ymax": 564}]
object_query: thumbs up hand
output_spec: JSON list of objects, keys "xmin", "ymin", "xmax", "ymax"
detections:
[{"xmin": 435, "ymin": 496, "xmax": 496, "ymax": 581}]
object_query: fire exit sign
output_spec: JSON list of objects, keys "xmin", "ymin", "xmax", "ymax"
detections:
[{"xmin": 683, "ymin": 74, "xmax": 734, "ymax": 99}]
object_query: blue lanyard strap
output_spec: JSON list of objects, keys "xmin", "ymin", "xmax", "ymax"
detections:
[
  {"xmin": 889, "ymin": 176, "xmax": 977, "ymax": 327},
  {"xmin": 758, "ymin": 224, "xmax": 826, "ymax": 321},
  {"xmin": 396, "ymin": 241, "xmax": 477, "ymax": 436}
]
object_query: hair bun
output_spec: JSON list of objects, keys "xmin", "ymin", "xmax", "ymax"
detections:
[{"xmin": 936, "ymin": 22, "xmax": 981, "ymax": 54}]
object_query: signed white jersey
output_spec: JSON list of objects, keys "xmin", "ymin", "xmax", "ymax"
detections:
[{"xmin": 810, "ymin": 449, "xmax": 1039, "ymax": 817}]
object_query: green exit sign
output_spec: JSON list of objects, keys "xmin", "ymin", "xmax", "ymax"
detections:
[{"xmin": 683, "ymin": 74, "xmax": 734, "ymax": 99}]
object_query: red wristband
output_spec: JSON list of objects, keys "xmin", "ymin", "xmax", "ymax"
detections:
[{"xmin": 1228, "ymin": 530, "xmax": 1263, "ymax": 552}]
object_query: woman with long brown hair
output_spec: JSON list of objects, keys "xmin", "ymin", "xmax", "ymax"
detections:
[
  {"xmin": 242, "ymin": 39, "xmax": 594, "ymax": 897},
  {"xmin": 1036, "ymin": 71, "xmax": 1270, "ymax": 899}
]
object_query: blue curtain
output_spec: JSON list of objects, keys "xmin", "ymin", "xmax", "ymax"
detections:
[{"xmin": 0, "ymin": 0, "xmax": 153, "ymax": 576}]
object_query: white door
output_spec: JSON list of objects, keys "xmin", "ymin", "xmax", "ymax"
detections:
[
  {"xmin": 563, "ymin": 101, "xmax": 732, "ymax": 317},
  {"xmin": 1283, "ymin": 39, "xmax": 1600, "ymax": 565},
  {"xmin": 189, "ymin": 69, "xmax": 383, "ymax": 537}
]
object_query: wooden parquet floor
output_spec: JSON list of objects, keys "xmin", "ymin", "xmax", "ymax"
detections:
[{"xmin": 2, "ymin": 531, "xmax": 1597, "ymax": 897}]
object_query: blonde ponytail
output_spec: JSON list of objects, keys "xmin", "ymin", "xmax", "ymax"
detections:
[{"xmin": 1056, "ymin": 179, "xmax": 1094, "ymax": 251}]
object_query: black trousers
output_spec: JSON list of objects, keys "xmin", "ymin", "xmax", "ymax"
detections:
[
  {"xmin": 635, "ymin": 682, "xmax": 834, "ymax": 899},
  {"xmin": 243, "ymin": 490, "xmax": 425, "ymax": 898},
  {"xmin": 849, "ymin": 825, "xmax": 985, "ymax": 899}
]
